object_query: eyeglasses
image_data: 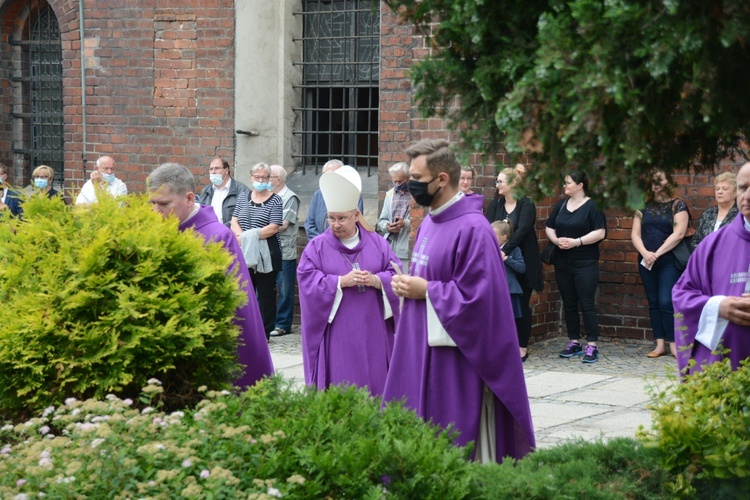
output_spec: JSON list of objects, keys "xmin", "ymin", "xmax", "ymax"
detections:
[
  {"xmin": 33, "ymin": 175, "xmax": 50, "ymax": 180},
  {"xmin": 326, "ymin": 211, "xmax": 356, "ymax": 225},
  {"xmin": 252, "ymin": 175, "xmax": 270, "ymax": 182}
]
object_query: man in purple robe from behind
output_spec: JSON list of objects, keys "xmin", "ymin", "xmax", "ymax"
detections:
[
  {"xmin": 383, "ymin": 139, "xmax": 535, "ymax": 463},
  {"xmin": 147, "ymin": 162, "xmax": 274, "ymax": 387},
  {"xmin": 673, "ymin": 162, "xmax": 750, "ymax": 375},
  {"xmin": 297, "ymin": 165, "xmax": 401, "ymax": 396}
]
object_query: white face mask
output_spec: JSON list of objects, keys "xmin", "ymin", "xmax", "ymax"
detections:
[{"xmin": 209, "ymin": 173, "xmax": 225, "ymax": 186}]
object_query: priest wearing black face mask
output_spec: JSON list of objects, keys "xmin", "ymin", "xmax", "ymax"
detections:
[{"xmin": 384, "ymin": 139, "xmax": 535, "ymax": 464}]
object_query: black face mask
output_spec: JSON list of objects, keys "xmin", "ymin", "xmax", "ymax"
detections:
[{"xmin": 408, "ymin": 177, "xmax": 441, "ymax": 207}]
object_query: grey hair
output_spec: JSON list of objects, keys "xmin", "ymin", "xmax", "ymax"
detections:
[
  {"xmin": 322, "ymin": 159, "xmax": 344, "ymax": 173},
  {"xmin": 148, "ymin": 163, "xmax": 195, "ymax": 196},
  {"xmin": 250, "ymin": 162, "xmax": 271, "ymax": 176},
  {"xmin": 388, "ymin": 162, "xmax": 409, "ymax": 177},
  {"xmin": 270, "ymin": 164, "xmax": 287, "ymax": 181}
]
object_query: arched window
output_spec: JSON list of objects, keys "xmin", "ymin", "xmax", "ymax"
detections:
[{"xmin": 10, "ymin": 2, "xmax": 63, "ymax": 189}]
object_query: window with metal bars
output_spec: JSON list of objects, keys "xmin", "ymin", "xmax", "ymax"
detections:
[
  {"xmin": 293, "ymin": 0, "xmax": 379, "ymax": 176},
  {"xmin": 10, "ymin": 2, "xmax": 64, "ymax": 190}
]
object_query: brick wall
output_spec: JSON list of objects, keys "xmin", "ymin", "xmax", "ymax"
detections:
[
  {"xmin": 1, "ymin": 0, "xmax": 235, "ymax": 194},
  {"xmin": 378, "ymin": 2, "xmax": 743, "ymax": 344}
]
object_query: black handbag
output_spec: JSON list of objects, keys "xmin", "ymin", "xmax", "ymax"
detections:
[
  {"xmin": 540, "ymin": 243, "xmax": 556, "ymax": 265},
  {"xmin": 671, "ymin": 199, "xmax": 695, "ymax": 272}
]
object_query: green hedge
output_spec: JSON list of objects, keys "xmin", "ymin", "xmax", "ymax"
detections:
[
  {"xmin": 0, "ymin": 377, "xmax": 672, "ymax": 499},
  {"xmin": 641, "ymin": 357, "xmax": 750, "ymax": 497},
  {"xmin": 0, "ymin": 194, "xmax": 246, "ymax": 420}
]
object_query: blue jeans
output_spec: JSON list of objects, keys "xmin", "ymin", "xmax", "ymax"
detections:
[
  {"xmin": 638, "ymin": 252, "xmax": 680, "ymax": 342},
  {"xmin": 554, "ymin": 258, "xmax": 601, "ymax": 342},
  {"xmin": 274, "ymin": 259, "xmax": 297, "ymax": 331}
]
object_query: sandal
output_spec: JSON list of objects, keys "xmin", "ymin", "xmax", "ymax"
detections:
[{"xmin": 646, "ymin": 350, "xmax": 667, "ymax": 358}]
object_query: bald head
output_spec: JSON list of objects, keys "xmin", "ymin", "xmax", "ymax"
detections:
[{"xmin": 323, "ymin": 159, "xmax": 344, "ymax": 173}]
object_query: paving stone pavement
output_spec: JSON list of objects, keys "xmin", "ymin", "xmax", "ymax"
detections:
[{"xmin": 267, "ymin": 331, "xmax": 678, "ymax": 449}]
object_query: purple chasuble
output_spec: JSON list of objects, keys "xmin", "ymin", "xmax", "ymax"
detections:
[
  {"xmin": 464, "ymin": 192, "xmax": 485, "ymax": 212},
  {"xmin": 673, "ymin": 215, "xmax": 750, "ymax": 375},
  {"xmin": 382, "ymin": 195, "xmax": 535, "ymax": 461},
  {"xmin": 297, "ymin": 223, "xmax": 401, "ymax": 395},
  {"xmin": 179, "ymin": 205, "xmax": 274, "ymax": 387}
]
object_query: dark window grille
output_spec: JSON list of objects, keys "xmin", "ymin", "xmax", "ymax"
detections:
[
  {"xmin": 10, "ymin": 3, "xmax": 64, "ymax": 189},
  {"xmin": 293, "ymin": 0, "xmax": 379, "ymax": 175}
]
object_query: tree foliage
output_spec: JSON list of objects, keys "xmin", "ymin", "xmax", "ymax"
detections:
[{"xmin": 383, "ymin": 0, "xmax": 750, "ymax": 209}]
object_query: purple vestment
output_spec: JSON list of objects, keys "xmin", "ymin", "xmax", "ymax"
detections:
[
  {"xmin": 297, "ymin": 223, "xmax": 401, "ymax": 395},
  {"xmin": 382, "ymin": 195, "xmax": 535, "ymax": 461},
  {"xmin": 464, "ymin": 192, "xmax": 485, "ymax": 212},
  {"xmin": 673, "ymin": 215, "xmax": 750, "ymax": 375},
  {"xmin": 179, "ymin": 205, "xmax": 274, "ymax": 387}
]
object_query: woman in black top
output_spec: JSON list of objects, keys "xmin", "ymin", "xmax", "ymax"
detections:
[
  {"xmin": 231, "ymin": 162, "xmax": 283, "ymax": 340},
  {"xmin": 485, "ymin": 164, "xmax": 543, "ymax": 362},
  {"xmin": 545, "ymin": 170, "xmax": 607, "ymax": 363}
]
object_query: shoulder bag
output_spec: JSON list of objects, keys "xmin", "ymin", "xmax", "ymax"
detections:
[{"xmin": 671, "ymin": 199, "xmax": 695, "ymax": 272}]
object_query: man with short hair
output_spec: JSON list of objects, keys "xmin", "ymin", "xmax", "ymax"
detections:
[
  {"xmin": 376, "ymin": 162, "xmax": 411, "ymax": 272},
  {"xmin": 147, "ymin": 162, "xmax": 274, "ymax": 387},
  {"xmin": 383, "ymin": 139, "xmax": 535, "ymax": 463},
  {"xmin": 197, "ymin": 157, "xmax": 250, "ymax": 228},
  {"xmin": 673, "ymin": 162, "xmax": 750, "ymax": 375},
  {"xmin": 304, "ymin": 159, "xmax": 364, "ymax": 240},
  {"xmin": 269, "ymin": 164, "xmax": 300, "ymax": 337},
  {"xmin": 76, "ymin": 156, "xmax": 128, "ymax": 205},
  {"xmin": 0, "ymin": 162, "xmax": 22, "ymax": 217}
]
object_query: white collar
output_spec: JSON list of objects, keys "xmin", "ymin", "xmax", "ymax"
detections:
[{"xmin": 430, "ymin": 191, "xmax": 464, "ymax": 216}]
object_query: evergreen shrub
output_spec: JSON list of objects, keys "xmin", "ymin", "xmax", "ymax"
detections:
[
  {"xmin": 0, "ymin": 377, "xmax": 475, "ymax": 498},
  {"xmin": 0, "ymin": 194, "xmax": 246, "ymax": 420},
  {"xmin": 641, "ymin": 358, "xmax": 750, "ymax": 497}
]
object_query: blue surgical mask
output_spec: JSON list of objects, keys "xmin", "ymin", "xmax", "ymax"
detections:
[
  {"xmin": 209, "ymin": 173, "xmax": 225, "ymax": 186},
  {"xmin": 34, "ymin": 178, "xmax": 48, "ymax": 189},
  {"xmin": 102, "ymin": 173, "xmax": 116, "ymax": 183},
  {"xmin": 253, "ymin": 181, "xmax": 272, "ymax": 191}
]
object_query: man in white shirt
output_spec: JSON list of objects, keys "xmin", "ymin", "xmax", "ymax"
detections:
[
  {"xmin": 197, "ymin": 157, "xmax": 250, "ymax": 228},
  {"xmin": 75, "ymin": 156, "xmax": 128, "ymax": 205}
]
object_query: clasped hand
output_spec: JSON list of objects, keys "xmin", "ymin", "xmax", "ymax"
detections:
[{"xmin": 391, "ymin": 274, "xmax": 428, "ymax": 299}]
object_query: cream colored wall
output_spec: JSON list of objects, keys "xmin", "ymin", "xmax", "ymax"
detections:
[{"xmin": 234, "ymin": 0, "xmax": 301, "ymax": 182}]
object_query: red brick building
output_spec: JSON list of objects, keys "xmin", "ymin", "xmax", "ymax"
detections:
[{"xmin": 0, "ymin": 0, "xmax": 741, "ymax": 343}]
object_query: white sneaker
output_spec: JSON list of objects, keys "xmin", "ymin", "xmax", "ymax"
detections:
[{"xmin": 269, "ymin": 328, "xmax": 288, "ymax": 337}]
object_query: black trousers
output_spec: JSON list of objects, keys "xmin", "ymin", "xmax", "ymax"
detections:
[
  {"xmin": 515, "ymin": 284, "xmax": 534, "ymax": 348},
  {"xmin": 553, "ymin": 258, "xmax": 600, "ymax": 342},
  {"xmin": 251, "ymin": 269, "xmax": 278, "ymax": 339}
]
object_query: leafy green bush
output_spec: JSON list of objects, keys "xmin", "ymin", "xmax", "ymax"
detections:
[
  {"xmin": 640, "ymin": 358, "xmax": 750, "ymax": 497},
  {"xmin": 0, "ymin": 377, "xmax": 475, "ymax": 498},
  {"xmin": 0, "ymin": 193, "xmax": 246, "ymax": 420},
  {"xmin": 468, "ymin": 437, "xmax": 669, "ymax": 499}
]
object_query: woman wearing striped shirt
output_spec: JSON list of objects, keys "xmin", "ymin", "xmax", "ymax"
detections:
[{"xmin": 231, "ymin": 162, "xmax": 283, "ymax": 340}]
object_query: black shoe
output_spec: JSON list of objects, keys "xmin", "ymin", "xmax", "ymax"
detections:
[
  {"xmin": 521, "ymin": 352, "xmax": 529, "ymax": 362},
  {"xmin": 582, "ymin": 345, "xmax": 599, "ymax": 363},
  {"xmin": 559, "ymin": 341, "xmax": 583, "ymax": 358}
]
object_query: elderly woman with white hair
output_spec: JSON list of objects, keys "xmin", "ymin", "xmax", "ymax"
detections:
[
  {"xmin": 689, "ymin": 172, "xmax": 739, "ymax": 252},
  {"xmin": 231, "ymin": 162, "xmax": 283, "ymax": 340},
  {"xmin": 377, "ymin": 162, "xmax": 412, "ymax": 272}
]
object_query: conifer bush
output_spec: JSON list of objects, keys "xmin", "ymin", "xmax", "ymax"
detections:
[{"xmin": 0, "ymin": 194, "xmax": 246, "ymax": 420}]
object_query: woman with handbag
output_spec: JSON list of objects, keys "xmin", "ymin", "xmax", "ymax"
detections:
[
  {"xmin": 545, "ymin": 171, "xmax": 607, "ymax": 364},
  {"xmin": 630, "ymin": 169, "xmax": 689, "ymax": 358},
  {"xmin": 485, "ymin": 164, "xmax": 543, "ymax": 362}
]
